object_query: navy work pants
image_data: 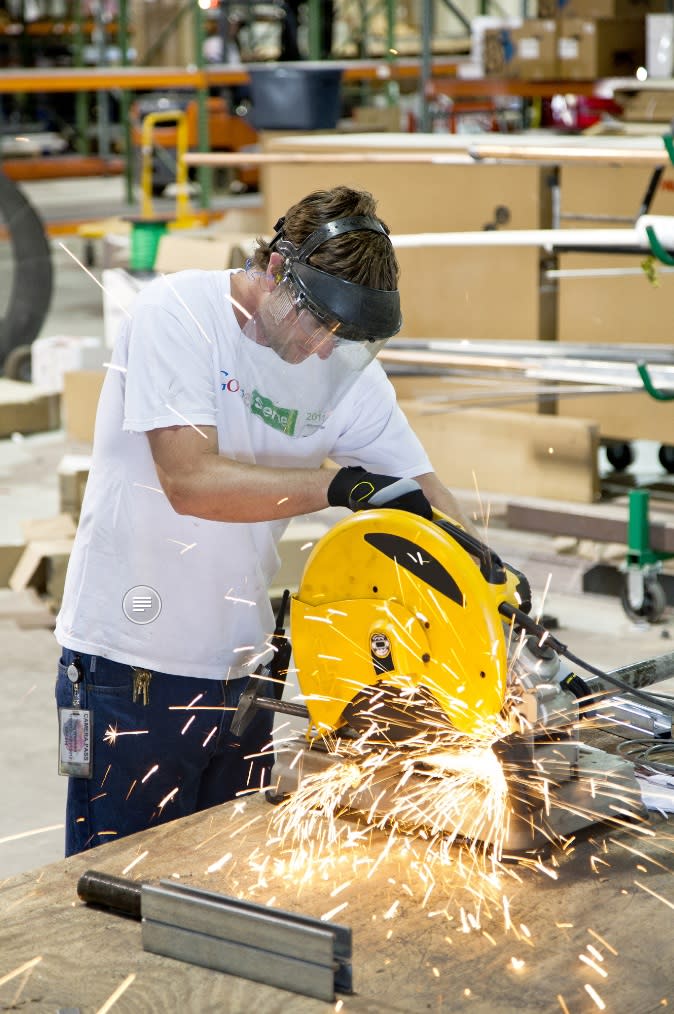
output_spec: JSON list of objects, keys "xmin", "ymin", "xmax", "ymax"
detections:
[{"xmin": 56, "ymin": 648, "xmax": 274, "ymax": 856}]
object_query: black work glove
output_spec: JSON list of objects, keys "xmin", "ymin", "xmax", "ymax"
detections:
[{"xmin": 327, "ymin": 466, "xmax": 433, "ymax": 520}]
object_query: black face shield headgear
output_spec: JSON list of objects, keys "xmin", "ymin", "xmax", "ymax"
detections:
[{"xmin": 269, "ymin": 214, "xmax": 402, "ymax": 343}]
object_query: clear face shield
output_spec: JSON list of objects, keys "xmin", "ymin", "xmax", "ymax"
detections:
[
  {"xmin": 237, "ymin": 217, "xmax": 401, "ymax": 438},
  {"xmin": 240, "ymin": 278, "xmax": 389, "ymax": 438}
]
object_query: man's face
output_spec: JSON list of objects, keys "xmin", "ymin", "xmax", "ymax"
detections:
[{"xmin": 255, "ymin": 287, "xmax": 337, "ymax": 365}]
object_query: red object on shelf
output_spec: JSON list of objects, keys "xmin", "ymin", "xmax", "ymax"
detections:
[{"xmin": 542, "ymin": 94, "xmax": 623, "ymax": 131}]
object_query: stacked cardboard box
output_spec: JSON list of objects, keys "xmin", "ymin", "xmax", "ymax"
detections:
[
  {"xmin": 480, "ymin": 17, "xmax": 645, "ymax": 78},
  {"xmin": 481, "ymin": 0, "xmax": 658, "ymax": 78}
]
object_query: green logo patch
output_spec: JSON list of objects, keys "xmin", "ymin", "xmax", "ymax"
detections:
[{"xmin": 250, "ymin": 389, "xmax": 298, "ymax": 435}]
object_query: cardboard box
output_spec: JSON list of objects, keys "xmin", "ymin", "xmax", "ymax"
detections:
[
  {"xmin": 471, "ymin": 16, "xmax": 522, "ymax": 75},
  {"xmin": 390, "ymin": 374, "xmax": 539, "ymax": 414},
  {"xmin": 560, "ymin": 162, "xmax": 674, "ymax": 226},
  {"xmin": 513, "ymin": 20, "xmax": 558, "ymax": 79},
  {"xmin": 352, "ymin": 105, "xmax": 402, "ymax": 132},
  {"xmin": 538, "ymin": 0, "xmax": 663, "ymax": 16},
  {"xmin": 101, "ymin": 268, "xmax": 151, "ymax": 349},
  {"xmin": 9, "ymin": 515, "xmax": 76, "ymax": 607},
  {"xmin": 31, "ymin": 335, "xmax": 105, "ymax": 394},
  {"xmin": 399, "ymin": 402, "xmax": 600, "ymax": 502},
  {"xmin": 62, "ymin": 370, "xmax": 106, "ymax": 445},
  {"xmin": 261, "ymin": 140, "xmax": 553, "ymax": 233},
  {"xmin": 615, "ymin": 86, "xmax": 674, "ymax": 121},
  {"xmin": 557, "ymin": 18, "xmax": 645, "ymax": 79},
  {"xmin": 646, "ymin": 13, "xmax": 674, "ymax": 76},
  {"xmin": 559, "ymin": 389, "xmax": 674, "ymax": 443},
  {"xmin": 58, "ymin": 454, "xmax": 92, "ymax": 521},
  {"xmin": 0, "ymin": 544, "xmax": 25, "ymax": 588},
  {"xmin": 154, "ymin": 233, "xmax": 258, "ymax": 273},
  {"xmin": 482, "ymin": 26, "xmax": 521, "ymax": 76},
  {"xmin": 396, "ymin": 245, "xmax": 544, "ymax": 340},
  {"xmin": 557, "ymin": 251, "xmax": 674, "ymax": 344},
  {"xmin": 131, "ymin": 0, "xmax": 193, "ymax": 66},
  {"xmin": 0, "ymin": 379, "xmax": 60, "ymax": 439}
]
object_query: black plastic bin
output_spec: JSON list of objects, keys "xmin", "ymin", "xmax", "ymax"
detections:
[{"xmin": 247, "ymin": 65, "xmax": 343, "ymax": 130}]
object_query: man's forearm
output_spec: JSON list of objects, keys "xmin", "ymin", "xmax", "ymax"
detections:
[{"xmin": 158, "ymin": 456, "xmax": 336, "ymax": 522}]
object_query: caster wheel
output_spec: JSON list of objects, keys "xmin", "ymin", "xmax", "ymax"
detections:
[
  {"xmin": 605, "ymin": 441, "xmax": 634, "ymax": 472},
  {"xmin": 621, "ymin": 575, "xmax": 667, "ymax": 623},
  {"xmin": 3, "ymin": 343, "xmax": 32, "ymax": 382},
  {"xmin": 658, "ymin": 444, "xmax": 674, "ymax": 474}
]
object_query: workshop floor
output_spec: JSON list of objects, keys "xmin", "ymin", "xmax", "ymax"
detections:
[{"xmin": 2, "ymin": 178, "xmax": 673, "ymax": 881}]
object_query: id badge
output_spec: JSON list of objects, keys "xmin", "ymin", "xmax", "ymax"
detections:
[{"xmin": 58, "ymin": 707, "xmax": 93, "ymax": 777}]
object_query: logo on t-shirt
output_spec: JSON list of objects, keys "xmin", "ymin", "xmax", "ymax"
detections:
[{"xmin": 250, "ymin": 389, "xmax": 298, "ymax": 435}]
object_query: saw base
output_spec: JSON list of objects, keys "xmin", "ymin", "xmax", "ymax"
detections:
[{"xmin": 269, "ymin": 736, "xmax": 648, "ymax": 853}]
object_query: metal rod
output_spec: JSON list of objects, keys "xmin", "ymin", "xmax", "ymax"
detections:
[
  {"xmin": 470, "ymin": 142, "xmax": 669, "ymax": 166},
  {"xmin": 249, "ymin": 697, "xmax": 309, "ymax": 719},
  {"xmin": 546, "ymin": 267, "xmax": 674, "ymax": 279},
  {"xmin": 588, "ymin": 651, "xmax": 674, "ymax": 697},
  {"xmin": 420, "ymin": 0, "xmax": 433, "ymax": 132},
  {"xmin": 193, "ymin": 0, "xmax": 211, "ymax": 209}
]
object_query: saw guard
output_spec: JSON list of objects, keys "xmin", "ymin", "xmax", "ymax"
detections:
[{"xmin": 291, "ymin": 509, "xmax": 515, "ymax": 737}]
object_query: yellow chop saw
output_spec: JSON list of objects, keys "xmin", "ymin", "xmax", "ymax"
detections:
[{"xmin": 232, "ymin": 507, "xmax": 674, "ymax": 853}]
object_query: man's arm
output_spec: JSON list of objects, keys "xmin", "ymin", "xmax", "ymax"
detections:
[
  {"xmin": 415, "ymin": 472, "xmax": 480, "ymax": 537},
  {"xmin": 148, "ymin": 425, "xmax": 333, "ymax": 522}
]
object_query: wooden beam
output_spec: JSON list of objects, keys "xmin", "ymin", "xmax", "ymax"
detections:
[
  {"xmin": 397, "ymin": 401, "xmax": 601, "ymax": 502},
  {"xmin": 0, "ymin": 58, "xmax": 461, "ymax": 96},
  {"xmin": 2, "ymin": 793, "xmax": 674, "ymax": 1012}
]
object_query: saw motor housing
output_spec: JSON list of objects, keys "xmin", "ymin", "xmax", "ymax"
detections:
[
  {"xmin": 291, "ymin": 508, "xmax": 528, "ymax": 738},
  {"xmin": 270, "ymin": 508, "xmax": 647, "ymax": 850}
]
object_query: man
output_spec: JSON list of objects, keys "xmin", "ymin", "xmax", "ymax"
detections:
[{"xmin": 55, "ymin": 185, "xmax": 473, "ymax": 856}]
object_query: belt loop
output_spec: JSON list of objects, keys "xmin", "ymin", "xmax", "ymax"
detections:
[{"xmin": 90, "ymin": 655, "xmax": 97, "ymax": 673}]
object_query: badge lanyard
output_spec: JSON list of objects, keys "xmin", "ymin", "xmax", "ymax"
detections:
[{"xmin": 58, "ymin": 657, "xmax": 93, "ymax": 778}]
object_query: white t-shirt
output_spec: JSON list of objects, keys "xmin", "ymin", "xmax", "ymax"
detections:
[{"xmin": 55, "ymin": 269, "xmax": 432, "ymax": 678}]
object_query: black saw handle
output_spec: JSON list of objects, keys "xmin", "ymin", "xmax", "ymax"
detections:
[
  {"xmin": 77, "ymin": 869, "xmax": 143, "ymax": 919},
  {"xmin": 434, "ymin": 516, "xmax": 532, "ymax": 613}
]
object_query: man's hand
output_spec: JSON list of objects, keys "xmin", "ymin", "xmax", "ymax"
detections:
[{"xmin": 327, "ymin": 466, "xmax": 433, "ymax": 519}]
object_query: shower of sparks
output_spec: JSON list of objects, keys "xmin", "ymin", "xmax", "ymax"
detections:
[
  {"xmin": 579, "ymin": 953, "xmax": 608, "ymax": 978},
  {"xmin": 207, "ymin": 851, "xmax": 233, "ymax": 873},
  {"xmin": 59, "ymin": 241, "xmax": 132, "ymax": 314},
  {"xmin": 167, "ymin": 539, "xmax": 197, "ymax": 554},
  {"xmin": 158, "ymin": 788, "xmax": 179, "ymax": 812},
  {"xmin": 224, "ymin": 594, "xmax": 256, "ymax": 607},
  {"xmin": 267, "ymin": 683, "xmax": 522, "ymax": 927},
  {"xmin": 95, "ymin": 973, "xmax": 137, "ymax": 1013},
  {"xmin": 0, "ymin": 956, "xmax": 42, "ymax": 987},
  {"xmin": 159, "ymin": 273, "xmax": 216, "ymax": 343},
  {"xmin": 634, "ymin": 879, "xmax": 674, "ymax": 910},
  {"xmin": 141, "ymin": 764, "xmax": 159, "ymax": 783},
  {"xmin": 584, "ymin": 983, "xmax": 606, "ymax": 1010},
  {"xmin": 122, "ymin": 851, "xmax": 149, "ymax": 875},
  {"xmin": 102, "ymin": 361, "xmax": 127, "ymax": 374},
  {"xmin": 164, "ymin": 404, "xmax": 209, "ymax": 438},
  {"xmin": 224, "ymin": 290, "xmax": 253, "ymax": 321},
  {"xmin": 103, "ymin": 725, "xmax": 149, "ymax": 746},
  {"xmin": 471, "ymin": 469, "xmax": 491, "ymax": 534},
  {"xmin": 587, "ymin": 929, "xmax": 618, "ymax": 955},
  {"xmin": 169, "ymin": 704, "xmax": 235, "ymax": 711},
  {"xmin": 0, "ymin": 824, "xmax": 63, "ymax": 845},
  {"xmin": 133, "ymin": 482, "xmax": 164, "ymax": 495}
]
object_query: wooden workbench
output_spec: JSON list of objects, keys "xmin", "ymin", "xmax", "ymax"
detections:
[{"xmin": 2, "ymin": 751, "xmax": 674, "ymax": 1012}]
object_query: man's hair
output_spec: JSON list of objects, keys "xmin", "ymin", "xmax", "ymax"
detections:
[{"xmin": 251, "ymin": 186, "xmax": 399, "ymax": 290}]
